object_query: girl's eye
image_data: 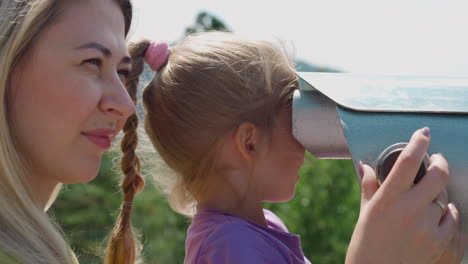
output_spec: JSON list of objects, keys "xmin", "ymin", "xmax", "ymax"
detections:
[{"xmin": 83, "ymin": 58, "xmax": 102, "ymax": 67}]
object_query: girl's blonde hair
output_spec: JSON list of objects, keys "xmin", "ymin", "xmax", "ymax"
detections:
[
  {"xmin": 123, "ymin": 32, "xmax": 299, "ymax": 218},
  {"xmin": 0, "ymin": 0, "xmax": 132, "ymax": 263}
]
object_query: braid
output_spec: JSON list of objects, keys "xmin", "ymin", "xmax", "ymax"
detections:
[{"xmin": 105, "ymin": 41, "xmax": 150, "ymax": 264}]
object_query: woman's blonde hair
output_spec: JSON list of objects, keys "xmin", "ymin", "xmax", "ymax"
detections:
[
  {"xmin": 122, "ymin": 32, "xmax": 299, "ymax": 219},
  {"xmin": 0, "ymin": 0, "xmax": 132, "ymax": 263}
]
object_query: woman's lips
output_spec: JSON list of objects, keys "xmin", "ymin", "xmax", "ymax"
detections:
[
  {"xmin": 84, "ymin": 134, "xmax": 111, "ymax": 149},
  {"xmin": 82, "ymin": 129, "xmax": 114, "ymax": 149}
]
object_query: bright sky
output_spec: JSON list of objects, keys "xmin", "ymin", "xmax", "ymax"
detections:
[{"xmin": 130, "ymin": 0, "xmax": 468, "ymax": 76}]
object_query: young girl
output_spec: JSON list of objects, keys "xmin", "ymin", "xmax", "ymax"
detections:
[{"xmin": 118, "ymin": 32, "xmax": 463, "ymax": 263}]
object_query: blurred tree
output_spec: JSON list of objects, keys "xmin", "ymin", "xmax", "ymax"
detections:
[{"xmin": 185, "ymin": 11, "xmax": 231, "ymax": 35}]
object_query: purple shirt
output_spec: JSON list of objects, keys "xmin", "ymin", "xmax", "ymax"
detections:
[{"xmin": 184, "ymin": 206, "xmax": 311, "ymax": 264}]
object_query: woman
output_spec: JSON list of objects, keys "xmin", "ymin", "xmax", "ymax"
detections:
[{"xmin": 0, "ymin": 0, "xmax": 135, "ymax": 263}]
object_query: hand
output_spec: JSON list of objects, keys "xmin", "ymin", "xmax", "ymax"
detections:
[
  {"xmin": 432, "ymin": 188, "xmax": 466, "ymax": 263},
  {"xmin": 434, "ymin": 218, "xmax": 466, "ymax": 263},
  {"xmin": 345, "ymin": 128, "xmax": 465, "ymax": 264}
]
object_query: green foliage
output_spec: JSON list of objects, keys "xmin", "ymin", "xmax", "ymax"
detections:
[{"xmin": 52, "ymin": 152, "xmax": 360, "ymax": 264}]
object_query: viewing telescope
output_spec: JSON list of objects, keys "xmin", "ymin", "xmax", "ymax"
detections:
[{"xmin": 292, "ymin": 73, "xmax": 468, "ymax": 259}]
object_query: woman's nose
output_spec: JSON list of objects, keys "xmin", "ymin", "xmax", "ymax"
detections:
[{"xmin": 99, "ymin": 78, "xmax": 136, "ymax": 119}]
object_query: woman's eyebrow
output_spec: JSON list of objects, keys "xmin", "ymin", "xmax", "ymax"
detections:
[
  {"xmin": 75, "ymin": 42, "xmax": 132, "ymax": 65},
  {"xmin": 75, "ymin": 42, "xmax": 111, "ymax": 57}
]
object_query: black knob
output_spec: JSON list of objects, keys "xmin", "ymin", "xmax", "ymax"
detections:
[{"xmin": 376, "ymin": 143, "xmax": 430, "ymax": 185}]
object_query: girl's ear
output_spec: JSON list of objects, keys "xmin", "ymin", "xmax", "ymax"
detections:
[{"xmin": 233, "ymin": 122, "xmax": 260, "ymax": 162}]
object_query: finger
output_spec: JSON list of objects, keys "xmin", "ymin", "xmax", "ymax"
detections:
[
  {"xmin": 451, "ymin": 228, "xmax": 460, "ymax": 255},
  {"xmin": 380, "ymin": 127, "xmax": 431, "ymax": 197},
  {"xmin": 360, "ymin": 163, "xmax": 379, "ymax": 211},
  {"xmin": 437, "ymin": 230, "xmax": 463, "ymax": 264},
  {"xmin": 425, "ymin": 189, "xmax": 449, "ymax": 226},
  {"xmin": 451, "ymin": 230, "xmax": 464, "ymax": 262},
  {"xmin": 412, "ymin": 154, "xmax": 450, "ymax": 205},
  {"xmin": 432, "ymin": 194, "xmax": 449, "ymax": 226},
  {"xmin": 438, "ymin": 203, "xmax": 459, "ymax": 248},
  {"xmin": 457, "ymin": 232, "xmax": 467, "ymax": 260},
  {"xmin": 438, "ymin": 189, "xmax": 449, "ymax": 205},
  {"xmin": 444, "ymin": 227, "xmax": 465, "ymax": 263}
]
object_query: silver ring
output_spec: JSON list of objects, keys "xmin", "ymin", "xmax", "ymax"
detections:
[{"xmin": 434, "ymin": 200, "xmax": 447, "ymax": 216}]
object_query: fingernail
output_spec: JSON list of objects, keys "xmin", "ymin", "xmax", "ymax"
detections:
[
  {"xmin": 421, "ymin": 127, "xmax": 431, "ymax": 138},
  {"xmin": 358, "ymin": 161, "xmax": 364, "ymax": 180}
]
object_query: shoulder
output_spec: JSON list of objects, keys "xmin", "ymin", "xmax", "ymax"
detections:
[{"xmin": 192, "ymin": 217, "xmax": 288, "ymax": 264}]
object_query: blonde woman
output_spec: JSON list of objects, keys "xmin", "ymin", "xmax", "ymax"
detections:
[{"xmin": 0, "ymin": 0, "xmax": 135, "ymax": 263}]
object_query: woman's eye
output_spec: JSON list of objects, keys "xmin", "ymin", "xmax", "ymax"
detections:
[
  {"xmin": 83, "ymin": 58, "xmax": 102, "ymax": 67},
  {"xmin": 117, "ymin": 69, "xmax": 130, "ymax": 80}
]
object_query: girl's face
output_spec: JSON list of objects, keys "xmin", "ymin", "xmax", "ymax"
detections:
[
  {"xmin": 254, "ymin": 106, "xmax": 306, "ymax": 203},
  {"xmin": 9, "ymin": 0, "xmax": 134, "ymax": 191}
]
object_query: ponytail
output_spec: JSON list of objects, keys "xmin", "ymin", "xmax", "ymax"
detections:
[{"xmin": 104, "ymin": 41, "xmax": 150, "ymax": 264}]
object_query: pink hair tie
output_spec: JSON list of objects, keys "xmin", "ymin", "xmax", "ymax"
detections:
[{"xmin": 144, "ymin": 41, "xmax": 170, "ymax": 71}]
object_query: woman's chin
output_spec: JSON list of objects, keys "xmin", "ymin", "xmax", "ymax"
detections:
[{"xmin": 60, "ymin": 168, "xmax": 101, "ymax": 184}]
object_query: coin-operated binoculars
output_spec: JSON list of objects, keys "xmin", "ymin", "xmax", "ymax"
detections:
[{"xmin": 292, "ymin": 72, "xmax": 468, "ymax": 234}]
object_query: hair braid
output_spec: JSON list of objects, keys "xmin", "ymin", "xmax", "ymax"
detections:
[{"xmin": 105, "ymin": 41, "xmax": 150, "ymax": 264}]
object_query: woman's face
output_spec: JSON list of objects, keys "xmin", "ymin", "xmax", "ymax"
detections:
[{"xmin": 9, "ymin": 0, "xmax": 134, "ymax": 189}]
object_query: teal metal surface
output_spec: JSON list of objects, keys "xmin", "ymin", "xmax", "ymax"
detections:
[
  {"xmin": 336, "ymin": 107, "xmax": 468, "ymax": 233},
  {"xmin": 293, "ymin": 72, "xmax": 468, "ymax": 259}
]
